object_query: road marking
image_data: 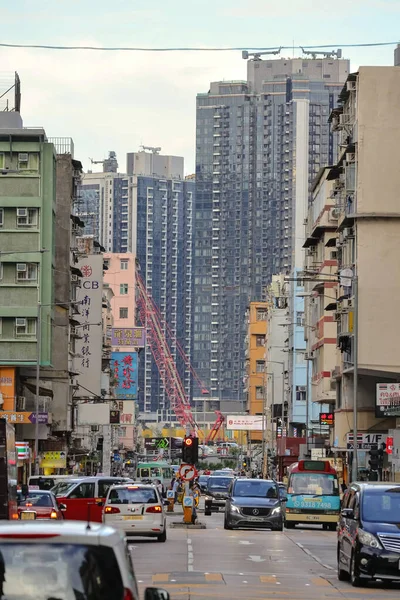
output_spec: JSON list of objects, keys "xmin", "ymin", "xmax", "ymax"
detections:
[
  {"xmin": 152, "ymin": 574, "xmax": 169, "ymax": 583},
  {"xmin": 239, "ymin": 540, "xmax": 253, "ymax": 545},
  {"xmin": 260, "ymin": 576, "xmax": 277, "ymax": 583},
  {"xmin": 205, "ymin": 573, "xmax": 223, "ymax": 582},
  {"xmin": 311, "ymin": 577, "xmax": 331, "ymax": 587},
  {"xmin": 294, "ymin": 542, "xmax": 334, "ymax": 571},
  {"xmin": 247, "ymin": 555, "xmax": 266, "ymax": 562}
]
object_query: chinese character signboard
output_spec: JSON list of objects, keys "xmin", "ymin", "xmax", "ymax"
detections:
[
  {"xmin": 111, "ymin": 352, "xmax": 138, "ymax": 400},
  {"xmin": 116, "ymin": 401, "xmax": 135, "ymax": 424},
  {"xmin": 0, "ymin": 412, "xmax": 48, "ymax": 424},
  {"xmin": 111, "ymin": 328, "xmax": 145, "ymax": 348},
  {"xmin": 75, "ymin": 255, "xmax": 103, "ymax": 397},
  {"xmin": 0, "ymin": 367, "xmax": 16, "ymax": 411},
  {"xmin": 226, "ymin": 415, "xmax": 265, "ymax": 431},
  {"xmin": 110, "ymin": 410, "xmax": 120, "ymax": 424},
  {"xmin": 40, "ymin": 451, "xmax": 66, "ymax": 469},
  {"xmin": 319, "ymin": 412, "xmax": 334, "ymax": 427},
  {"xmin": 376, "ymin": 383, "xmax": 400, "ymax": 417}
]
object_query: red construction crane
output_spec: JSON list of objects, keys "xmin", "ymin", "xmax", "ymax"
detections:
[
  {"xmin": 205, "ymin": 411, "xmax": 225, "ymax": 444},
  {"xmin": 136, "ymin": 271, "xmax": 196, "ymax": 431}
]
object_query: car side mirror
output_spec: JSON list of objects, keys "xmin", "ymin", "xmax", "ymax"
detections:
[
  {"xmin": 58, "ymin": 503, "xmax": 67, "ymax": 511},
  {"xmin": 281, "ymin": 496, "xmax": 287, "ymax": 502},
  {"xmin": 96, "ymin": 500, "xmax": 104, "ymax": 507},
  {"xmin": 341, "ymin": 508, "xmax": 354, "ymax": 519},
  {"xmin": 144, "ymin": 587, "xmax": 170, "ymax": 600}
]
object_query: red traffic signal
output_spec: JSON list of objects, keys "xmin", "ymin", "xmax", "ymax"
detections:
[{"xmin": 184, "ymin": 438, "xmax": 193, "ymax": 447}]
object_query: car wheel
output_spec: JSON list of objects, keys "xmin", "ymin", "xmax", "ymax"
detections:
[
  {"xmin": 157, "ymin": 529, "xmax": 167, "ymax": 543},
  {"xmin": 337, "ymin": 545, "xmax": 350, "ymax": 581},
  {"xmin": 350, "ymin": 552, "xmax": 364, "ymax": 587},
  {"xmin": 285, "ymin": 521, "xmax": 295, "ymax": 529},
  {"xmin": 329, "ymin": 523, "xmax": 337, "ymax": 531}
]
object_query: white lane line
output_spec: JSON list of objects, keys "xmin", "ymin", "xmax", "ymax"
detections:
[
  {"xmin": 187, "ymin": 535, "xmax": 194, "ymax": 572},
  {"xmin": 295, "ymin": 542, "xmax": 334, "ymax": 571},
  {"xmin": 188, "ymin": 565, "xmax": 194, "ymax": 572},
  {"xmin": 187, "ymin": 538, "xmax": 191, "ymax": 544}
]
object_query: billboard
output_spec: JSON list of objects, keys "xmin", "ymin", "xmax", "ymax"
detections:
[
  {"xmin": 75, "ymin": 255, "xmax": 103, "ymax": 397},
  {"xmin": 376, "ymin": 383, "xmax": 400, "ymax": 417},
  {"xmin": 112, "ymin": 352, "xmax": 138, "ymax": 400},
  {"xmin": 77, "ymin": 403, "xmax": 110, "ymax": 426},
  {"xmin": 0, "ymin": 367, "xmax": 16, "ymax": 411},
  {"xmin": 226, "ymin": 415, "xmax": 266, "ymax": 431},
  {"xmin": 111, "ymin": 328, "xmax": 145, "ymax": 348}
]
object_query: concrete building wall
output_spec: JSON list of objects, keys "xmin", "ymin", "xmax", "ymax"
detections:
[
  {"xmin": 246, "ymin": 302, "xmax": 268, "ymax": 442},
  {"xmin": 103, "ymin": 253, "xmax": 136, "ymax": 329},
  {"xmin": 127, "ymin": 151, "xmax": 184, "ymax": 180}
]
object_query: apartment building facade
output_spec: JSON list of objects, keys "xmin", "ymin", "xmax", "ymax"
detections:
[
  {"xmin": 329, "ymin": 68, "xmax": 400, "ymax": 461},
  {"xmin": 245, "ymin": 302, "xmax": 268, "ymax": 443},
  {"xmin": 194, "ymin": 55, "xmax": 349, "ymax": 405}
]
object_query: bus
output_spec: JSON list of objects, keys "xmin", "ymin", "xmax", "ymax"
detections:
[
  {"xmin": 285, "ymin": 459, "xmax": 340, "ymax": 530},
  {"xmin": 136, "ymin": 461, "xmax": 173, "ymax": 485},
  {"xmin": 0, "ymin": 419, "xmax": 18, "ymax": 520}
]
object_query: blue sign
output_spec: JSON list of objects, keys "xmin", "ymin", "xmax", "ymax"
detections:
[
  {"xmin": 183, "ymin": 496, "xmax": 193, "ymax": 507},
  {"xmin": 111, "ymin": 352, "xmax": 138, "ymax": 400}
]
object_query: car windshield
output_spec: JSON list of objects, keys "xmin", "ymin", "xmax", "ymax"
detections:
[
  {"xmin": 52, "ymin": 480, "xmax": 81, "ymax": 497},
  {"xmin": 108, "ymin": 487, "xmax": 158, "ymax": 504},
  {"xmin": 28, "ymin": 478, "xmax": 55, "ymax": 491},
  {"xmin": 288, "ymin": 473, "xmax": 339, "ymax": 496},
  {"xmin": 362, "ymin": 488, "xmax": 400, "ymax": 522},
  {"xmin": 0, "ymin": 543, "xmax": 124, "ymax": 600},
  {"xmin": 234, "ymin": 480, "xmax": 278, "ymax": 498},
  {"xmin": 199, "ymin": 476, "xmax": 209, "ymax": 482},
  {"xmin": 19, "ymin": 492, "xmax": 54, "ymax": 507},
  {"xmin": 207, "ymin": 477, "xmax": 232, "ymax": 490}
]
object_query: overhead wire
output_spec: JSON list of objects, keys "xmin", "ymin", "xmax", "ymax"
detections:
[{"xmin": 0, "ymin": 41, "xmax": 399, "ymax": 52}]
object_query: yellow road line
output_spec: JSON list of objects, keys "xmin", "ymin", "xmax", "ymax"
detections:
[
  {"xmin": 205, "ymin": 573, "xmax": 223, "ymax": 581},
  {"xmin": 260, "ymin": 576, "xmax": 278, "ymax": 583},
  {"xmin": 311, "ymin": 577, "xmax": 331, "ymax": 587},
  {"xmin": 152, "ymin": 573, "xmax": 169, "ymax": 583}
]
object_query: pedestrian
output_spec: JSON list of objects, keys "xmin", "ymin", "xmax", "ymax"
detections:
[
  {"xmin": 188, "ymin": 481, "xmax": 198, "ymax": 524},
  {"xmin": 172, "ymin": 477, "xmax": 180, "ymax": 503}
]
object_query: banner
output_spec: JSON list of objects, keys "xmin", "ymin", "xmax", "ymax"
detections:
[
  {"xmin": 0, "ymin": 367, "xmax": 15, "ymax": 411},
  {"xmin": 111, "ymin": 328, "xmax": 145, "ymax": 348},
  {"xmin": 111, "ymin": 352, "xmax": 138, "ymax": 400}
]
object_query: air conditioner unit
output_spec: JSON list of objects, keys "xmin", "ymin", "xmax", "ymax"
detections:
[
  {"xmin": 298, "ymin": 386, "xmax": 306, "ymax": 392},
  {"xmin": 16, "ymin": 263, "xmax": 27, "ymax": 272},
  {"xmin": 305, "ymin": 352, "xmax": 314, "ymax": 360},
  {"xmin": 15, "ymin": 318, "xmax": 26, "ymax": 327},
  {"xmin": 344, "ymin": 227, "xmax": 354, "ymax": 237},
  {"xmin": 16, "ymin": 396, "xmax": 26, "ymax": 411},
  {"xmin": 346, "ymin": 80, "xmax": 356, "ymax": 92},
  {"xmin": 330, "ymin": 207, "xmax": 340, "ymax": 220},
  {"xmin": 18, "ymin": 153, "xmax": 28, "ymax": 162},
  {"xmin": 339, "ymin": 113, "xmax": 346, "ymax": 125},
  {"xmin": 17, "ymin": 208, "xmax": 28, "ymax": 217}
]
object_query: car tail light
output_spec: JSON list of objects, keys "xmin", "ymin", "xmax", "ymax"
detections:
[
  {"xmin": 146, "ymin": 505, "xmax": 162, "ymax": 513},
  {"xmin": 104, "ymin": 506, "xmax": 120, "ymax": 514},
  {"xmin": 50, "ymin": 510, "xmax": 58, "ymax": 519},
  {"xmin": 123, "ymin": 589, "xmax": 134, "ymax": 600}
]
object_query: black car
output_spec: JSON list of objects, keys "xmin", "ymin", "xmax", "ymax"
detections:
[
  {"xmin": 337, "ymin": 481, "xmax": 400, "ymax": 586},
  {"xmin": 204, "ymin": 475, "xmax": 234, "ymax": 515},
  {"xmin": 198, "ymin": 475, "xmax": 210, "ymax": 493},
  {"xmin": 224, "ymin": 478, "xmax": 284, "ymax": 531}
]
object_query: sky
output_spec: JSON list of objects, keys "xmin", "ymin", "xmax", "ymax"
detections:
[{"xmin": 1, "ymin": 0, "xmax": 399, "ymax": 174}]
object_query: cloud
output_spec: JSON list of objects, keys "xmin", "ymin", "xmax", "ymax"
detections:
[{"xmin": 1, "ymin": 43, "xmax": 244, "ymax": 173}]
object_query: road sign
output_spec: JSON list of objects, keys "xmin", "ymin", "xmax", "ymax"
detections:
[
  {"xmin": 179, "ymin": 463, "xmax": 198, "ymax": 481},
  {"xmin": 376, "ymin": 383, "xmax": 400, "ymax": 417},
  {"xmin": 183, "ymin": 496, "xmax": 193, "ymax": 507},
  {"xmin": 346, "ymin": 432, "xmax": 385, "ymax": 450}
]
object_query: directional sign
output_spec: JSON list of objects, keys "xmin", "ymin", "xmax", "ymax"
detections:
[
  {"xmin": 346, "ymin": 432, "xmax": 385, "ymax": 450},
  {"xmin": 179, "ymin": 463, "xmax": 198, "ymax": 481},
  {"xmin": 183, "ymin": 496, "xmax": 194, "ymax": 507}
]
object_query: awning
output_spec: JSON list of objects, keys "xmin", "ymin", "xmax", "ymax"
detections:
[
  {"xmin": 325, "ymin": 237, "xmax": 337, "ymax": 247},
  {"xmin": 325, "ymin": 302, "xmax": 337, "ymax": 311},
  {"xmin": 303, "ymin": 237, "xmax": 319, "ymax": 248},
  {"xmin": 70, "ymin": 214, "xmax": 85, "ymax": 227},
  {"xmin": 69, "ymin": 318, "xmax": 80, "ymax": 327},
  {"xmin": 70, "ymin": 266, "xmax": 83, "ymax": 277},
  {"xmin": 23, "ymin": 381, "xmax": 54, "ymax": 398}
]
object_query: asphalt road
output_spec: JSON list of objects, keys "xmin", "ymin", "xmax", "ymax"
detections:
[{"xmin": 130, "ymin": 509, "xmax": 400, "ymax": 600}]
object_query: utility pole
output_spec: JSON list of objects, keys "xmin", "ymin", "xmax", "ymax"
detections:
[
  {"xmin": 352, "ymin": 274, "xmax": 359, "ymax": 482},
  {"xmin": 34, "ymin": 301, "xmax": 41, "ymax": 475}
]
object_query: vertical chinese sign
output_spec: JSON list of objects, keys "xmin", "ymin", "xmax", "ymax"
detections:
[
  {"xmin": 111, "ymin": 352, "xmax": 138, "ymax": 400},
  {"xmin": 75, "ymin": 255, "xmax": 103, "ymax": 397},
  {"xmin": 0, "ymin": 368, "xmax": 16, "ymax": 411}
]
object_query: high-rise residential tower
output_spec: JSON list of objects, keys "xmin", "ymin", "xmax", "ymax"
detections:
[{"xmin": 194, "ymin": 55, "xmax": 349, "ymax": 404}]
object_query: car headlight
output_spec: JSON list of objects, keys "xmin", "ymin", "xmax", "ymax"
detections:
[
  {"xmin": 357, "ymin": 529, "xmax": 382, "ymax": 549},
  {"xmin": 230, "ymin": 505, "xmax": 240, "ymax": 514},
  {"xmin": 271, "ymin": 506, "xmax": 281, "ymax": 515}
]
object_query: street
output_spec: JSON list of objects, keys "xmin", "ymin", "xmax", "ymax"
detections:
[{"xmin": 131, "ymin": 510, "xmax": 400, "ymax": 600}]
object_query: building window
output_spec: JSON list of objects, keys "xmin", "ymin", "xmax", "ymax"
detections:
[
  {"xmin": 295, "ymin": 385, "xmax": 306, "ymax": 402},
  {"xmin": 296, "ymin": 311, "xmax": 305, "ymax": 326},
  {"xmin": 256, "ymin": 309, "xmax": 267, "ymax": 321},
  {"xmin": 16, "ymin": 208, "xmax": 38, "ymax": 228},
  {"xmin": 255, "ymin": 335, "xmax": 265, "ymax": 347},
  {"xmin": 0, "ymin": 208, "xmax": 3, "ymax": 227},
  {"xmin": 0, "ymin": 154, "xmax": 4, "ymax": 170},
  {"xmin": 18, "ymin": 152, "xmax": 39, "ymax": 171},
  {"xmin": 15, "ymin": 317, "xmax": 37, "ymax": 336},
  {"xmin": 119, "ymin": 307, "xmax": 128, "ymax": 319},
  {"xmin": 120, "ymin": 259, "xmax": 128, "ymax": 270},
  {"xmin": 16, "ymin": 263, "xmax": 38, "ymax": 282},
  {"xmin": 120, "ymin": 284, "xmax": 128, "ymax": 295},
  {"xmin": 256, "ymin": 360, "xmax": 265, "ymax": 373},
  {"xmin": 103, "ymin": 259, "xmax": 110, "ymax": 269},
  {"xmin": 255, "ymin": 386, "xmax": 264, "ymax": 400}
]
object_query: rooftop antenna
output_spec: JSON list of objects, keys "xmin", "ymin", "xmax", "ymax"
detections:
[
  {"xmin": 300, "ymin": 47, "xmax": 342, "ymax": 60},
  {"xmin": 242, "ymin": 47, "xmax": 282, "ymax": 61}
]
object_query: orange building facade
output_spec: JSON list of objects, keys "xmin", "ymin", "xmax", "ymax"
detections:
[{"xmin": 245, "ymin": 302, "xmax": 268, "ymax": 442}]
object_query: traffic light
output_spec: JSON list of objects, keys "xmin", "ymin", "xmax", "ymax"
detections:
[
  {"xmin": 368, "ymin": 445, "xmax": 380, "ymax": 480},
  {"xmin": 182, "ymin": 436, "xmax": 199, "ymax": 464}
]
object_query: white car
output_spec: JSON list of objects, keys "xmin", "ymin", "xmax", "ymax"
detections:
[
  {"xmin": 103, "ymin": 483, "xmax": 167, "ymax": 542},
  {"xmin": 0, "ymin": 520, "xmax": 170, "ymax": 600}
]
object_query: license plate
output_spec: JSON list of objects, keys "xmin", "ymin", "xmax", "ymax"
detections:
[
  {"xmin": 123, "ymin": 516, "xmax": 143, "ymax": 520},
  {"xmin": 305, "ymin": 515, "xmax": 320, "ymax": 521},
  {"xmin": 20, "ymin": 511, "xmax": 36, "ymax": 520},
  {"xmin": 247, "ymin": 516, "xmax": 265, "ymax": 522}
]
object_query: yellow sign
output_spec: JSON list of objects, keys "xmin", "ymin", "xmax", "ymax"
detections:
[
  {"xmin": 0, "ymin": 368, "xmax": 16, "ymax": 411},
  {"xmin": 0, "ymin": 411, "xmax": 48, "ymax": 425},
  {"xmin": 40, "ymin": 451, "xmax": 67, "ymax": 468}
]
